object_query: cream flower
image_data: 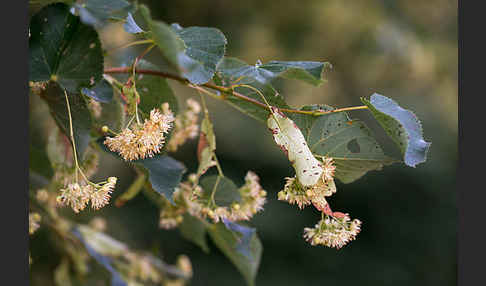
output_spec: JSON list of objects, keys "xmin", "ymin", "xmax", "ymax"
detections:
[
  {"xmin": 167, "ymin": 98, "xmax": 201, "ymax": 152},
  {"xmin": 104, "ymin": 107, "xmax": 174, "ymax": 161},
  {"xmin": 303, "ymin": 214, "xmax": 362, "ymax": 249}
]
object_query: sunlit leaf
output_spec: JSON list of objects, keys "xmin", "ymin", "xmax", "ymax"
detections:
[
  {"xmin": 73, "ymin": 0, "xmax": 134, "ymax": 28},
  {"xmin": 362, "ymin": 93, "xmax": 431, "ymax": 167},
  {"xmin": 172, "ymin": 24, "xmax": 227, "ymax": 84}
]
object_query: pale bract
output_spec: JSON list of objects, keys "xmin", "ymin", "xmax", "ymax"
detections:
[{"xmin": 267, "ymin": 108, "xmax": 323, "ymax": 186}]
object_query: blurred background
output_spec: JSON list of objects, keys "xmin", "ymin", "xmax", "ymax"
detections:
[{"xmin": 30, "ymin": 0, "xmax": 457, "ymax": 285}]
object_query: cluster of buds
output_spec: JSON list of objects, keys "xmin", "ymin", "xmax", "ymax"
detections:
[
  {"xmin": 303, "ymin": 213, "xmax": 362, "ymax": 249},
  {"xmin": 167, "ymin": 98, "xmax": 201, "ymax": 152},
  {"xmin": 278, "ymin": 156, "xmax": 336, "ymax": 211},
  {"xmin": 227, "ymin": 171, "xmax": 267, "ymax": 221},
  {"xmin": 104, "ymin": 104, "xmax": 174, "ymax": 161},
  {"xmin": 56, "ymin": 177, "xmax": 117, "ymax": 213},
  {"xmin": 159, "ymin": 171, "xmax": 267, "ymax": 228},
  {"xmin": 29, "ymin": 213, "xmax": 41, "ymax": 235}
]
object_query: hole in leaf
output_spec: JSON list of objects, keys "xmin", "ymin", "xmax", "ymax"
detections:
[{"xmin": 347, "ymin": 139, "xmax": 360, "ymax": 153}]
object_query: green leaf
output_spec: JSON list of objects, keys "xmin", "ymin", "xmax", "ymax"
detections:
[
  {"xmin": 217, "ymin": 57, "xmax": 331, "ymax": 86},
  {"xmin": 208, "ymin": 221, "xmax": 262, "ymax": 286},
  {"xmin": 138, "ymin": 155, "xmax": 186, "ymax": 203},
  {"xmin": 172, "ymin": 24, "xmax": 227, "ymax": 85},
  {"xmin": 72, "ymin": 227, "xmax": 128, "ymax": 286},
  {"xmin": 229, "ymin": 82, "xmax": 290, "ymax": 123},
  {"xmin": 361, "ymin": 93, "xmax": 431, "ymax": 167},
  {"xmin": 29, "ymin": 3, "xmax": 104, "ymax": 93},
  {"xmin": 30, "ymin": 145, "xmax": 54, "ymax": 179},
  {"xmin": 215, "ymin": 57, "xmax": 291, "ymax": 122},
  {"xmin": 96, "ymin": 138, "xmax": 187, "ymax": 203},
  {"xmin": 96, "ymin": 91, "xmax": 126, "ymax": 132},
  {"xmin": 123, "ymin": 12, "xmax": 144, "ymax": 34},
  {"xmin": 73, "ymin": 0, "xmax": 134, "ymax": 28},
  {"xmin": 199, "ymin": 176, "xmax": 241, "ymax": 207},
  {"xmin": 179, "ymin": 214, "xmax": 210, "ymax": 253},
  {"xmin": 81, "ymin": 78, "xmax": 113, "ymax": 103},
  {"xmin": 139, "ymin": 5, "xmax": 184, "ymax": 69},
  {"xmin": 135, "ymin": 60, "xmax": 179, "ymax": 115},
  {"xmin": 290, "ymin": 105, "xmax": 396, "ymax": 183},
  {"xmin": 43, "ymin": 82, "xmax": 93, "ymax": 160},
  {"xmin": 139, "ymin": 5, "xmax": 227, "ymax": 85}
]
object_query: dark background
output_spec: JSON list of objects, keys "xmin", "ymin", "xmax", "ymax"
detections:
[{"xmin": 30, "ymin": 0, "xmax": 457, "ymax": 285}]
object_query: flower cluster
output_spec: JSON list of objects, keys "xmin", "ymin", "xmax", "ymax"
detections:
[
  {"xmin": 167, "ymin": 98, "xmax": 201, "ymax": 152},
  {"xmin": 278, "ymin": 156, "xmax": 336, "ymax": 211},
  {"xmin": 303, "ymin": 213, "xmax": 362, "ymax": 249},
  {"xmin": 227, "ymin": 171, "xmax": 267, "ymax": 221},
  {"xmin": 159, "ymin": 171, "xmax": 267, "ymax": 229},
  {"xmin": 104, "ymin": 104, "xmax": 174, "ymax": 161},
  {"xmin": 56, "ymin": 177, "xmax": 117, "ymax": 213},
  {"xmin": 276, "ymin": 154, "xmax": 362, "ymax": 248},
  {"xmin": 29, "ymin": 213, "xmax": 41, "ymax": 235}
]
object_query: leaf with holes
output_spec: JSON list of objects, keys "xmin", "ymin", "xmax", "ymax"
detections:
[
  {"xmin": 290, "ymin": 105, "xmax": 396, "ymax": 183},
  {"xmin": 208, "ymin": 221, "xmax": 262, "ymax": 286},
  {"xmin": 42, "ymin": 82, "xmax": 93, "ymax": 160},
  {"xmin": 362, "ymin": 93, "xmax": 431, "ymax": 167},
  {"xmin": 29, "ymin": 3, "xmax": 104, "ymax": 93}
]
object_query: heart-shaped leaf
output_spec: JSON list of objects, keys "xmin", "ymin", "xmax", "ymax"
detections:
[
  {"xmin": 361, "ymin": 93, "xmax": 431, "ymax": 167},
  {"xmin": 29, "ymin": 3, "xmax": 104, "ymax": 93},
  {"xmin": 172, "ymin": 24, "xmax": 227, "ymax": 85}
]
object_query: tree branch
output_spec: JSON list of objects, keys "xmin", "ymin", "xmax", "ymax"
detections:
[{"xmin": 103, "ymin": 67, "xmax": 368, "ymax": 116}]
